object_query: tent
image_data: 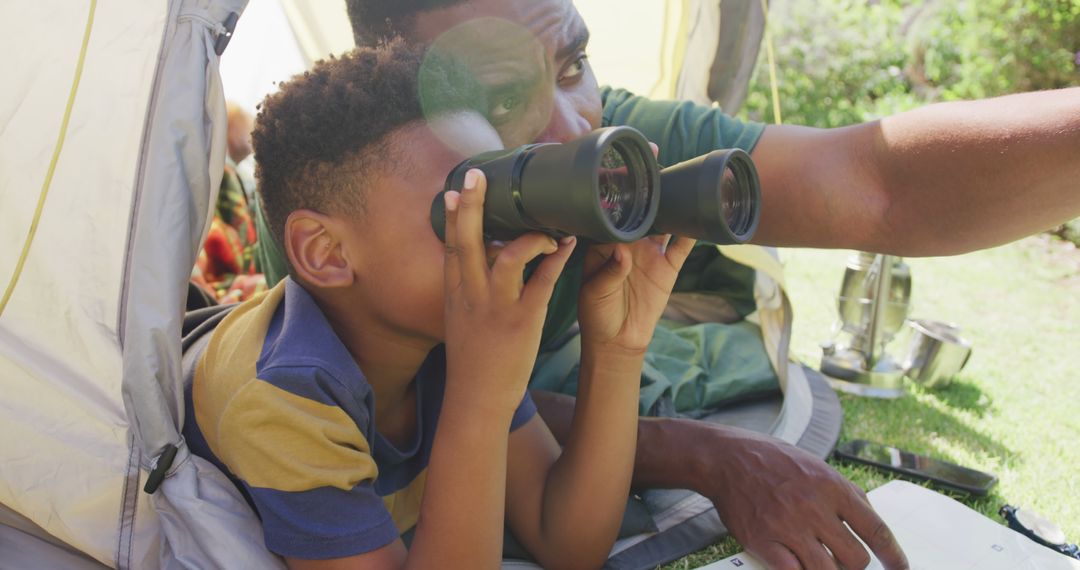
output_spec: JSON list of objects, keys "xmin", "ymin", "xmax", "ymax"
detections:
[{"xmin": 0, "ymin": 1, "xmax": 840, "ymax": 568}]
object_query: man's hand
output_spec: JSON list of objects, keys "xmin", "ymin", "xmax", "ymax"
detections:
[{"xmin": 694, "ymin": 427, "xmax": 908, "ymax": 570}]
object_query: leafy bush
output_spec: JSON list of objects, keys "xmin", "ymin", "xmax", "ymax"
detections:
[
  {"xmin": 912, "ymin": 0, "xmax": 1080, "ymax": 100},
  {"xmin": 741, "ymin": 0, "xmax": 1080, "ymax": 128}
]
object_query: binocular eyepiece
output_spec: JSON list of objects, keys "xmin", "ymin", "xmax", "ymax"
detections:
[{"xmin": 430, "ymin": 126, "xmax": 761, "ymax": 245}]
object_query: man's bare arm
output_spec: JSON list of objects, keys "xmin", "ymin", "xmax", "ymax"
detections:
[
  {"xmin": 751, "ymin": 87, "xmax": 1080, "ymax": 255},
  {"xmin": 532, "ymin": 390, "xmax": 909, "ymax": 570}
]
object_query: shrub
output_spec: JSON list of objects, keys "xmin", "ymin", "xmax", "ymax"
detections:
[{"xmin": 741, "ymin": 0, "xmax": 1080, "ymax": 128}]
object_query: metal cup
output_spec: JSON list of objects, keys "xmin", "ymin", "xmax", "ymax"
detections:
[{"xmin": 902, "ymin": 319, "xmax": 973, "ymax": 388}]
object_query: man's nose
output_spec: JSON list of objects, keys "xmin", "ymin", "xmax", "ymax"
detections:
[{"xmin": 535, "ymin": 97, "xmax": 592, "ymax": 143}]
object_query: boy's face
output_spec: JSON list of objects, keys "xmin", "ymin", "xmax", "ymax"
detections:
[
  {"xmin": 412, "ymin": 0, "xmax": 601, "ymax": 147},
  {"xmin": 341, "ymin": 112, "xmax": 503, "ymax": 344}
]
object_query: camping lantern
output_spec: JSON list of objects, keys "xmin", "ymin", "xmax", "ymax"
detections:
[{"xmin": 820, "ymin": 252, "xmax": 911, "ymax": 398}]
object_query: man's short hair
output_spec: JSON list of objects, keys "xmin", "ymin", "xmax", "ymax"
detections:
[
  {"xmin": 346, "ymin": 0, "xmax": 466, "ymax": 47},
  {"xmin": 252, "ymin": 39, "xmax": 478, "ymax": 253}
]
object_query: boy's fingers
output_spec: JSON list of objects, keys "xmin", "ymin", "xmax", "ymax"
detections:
[
  {"xmin": 443, "ymin": 191, "xmax": 462, "ymax": 291},
  {"xmin": 491, "ymin": 233, "xmax": 559, "ymax": 299},
  {"xmin": 484, "ymin": 240, "xmax": 507, "ymax": 267},
  {"xmin": 582, "ymin": 243, "xmax": 632, "ymax": 297},
  {"xmin": 523, "ymin": 236, "xmax": 577, "ymax": 306},
  {"xmin": 455, "ymin": 169, "xmax": 490, "ymax": 292},
  {"xmin": 664, "ymin": 235, "xmax": 696, "ymax": 270}
]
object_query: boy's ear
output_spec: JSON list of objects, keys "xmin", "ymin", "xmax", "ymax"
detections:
[{"xmin": 284, "ymin": 210, "xmax": 355, "ymax": 289}]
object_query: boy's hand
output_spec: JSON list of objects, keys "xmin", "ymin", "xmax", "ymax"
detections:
[
  {"xmin": 443, "ymin": 169, "xmax": 576, "ymax": 412},
  {"xmin": 578, "ymin": 234, "xmax": 696, "ymax": 357},
  {"xmin": 578, "ymin": 142, "xmax": 695, "ymax": 357},
  {"xmin": 578, "ymin": 235, "xmax": 695, "ymax": 356}
]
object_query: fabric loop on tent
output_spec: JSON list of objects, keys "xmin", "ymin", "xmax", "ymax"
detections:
[
  {"xmin": 0, "ymin": 0, "xmax": 97, "ymax": 319},
  {"xmin": 213, "ymin": 12, "xmax": 239, "ymax": 56}
]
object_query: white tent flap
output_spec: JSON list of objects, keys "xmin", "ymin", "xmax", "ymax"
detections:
[{"xmin": 0, "ymin": 0, "xmax": 167, "ymax": 565}]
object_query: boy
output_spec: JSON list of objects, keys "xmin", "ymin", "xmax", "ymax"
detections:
[{"xmin": 184, "ymin": 41, "xmax": 694, "ymax": 568}]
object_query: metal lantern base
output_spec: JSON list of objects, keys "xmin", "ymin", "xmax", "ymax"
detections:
[{"xmin": 820, "ymin": 346, "xmax": 907, "ymax": 399}]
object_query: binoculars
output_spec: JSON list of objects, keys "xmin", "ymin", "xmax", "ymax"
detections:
[{"xmin": 430, "ymin": 126, "xmax": 761, "ymax": 245}]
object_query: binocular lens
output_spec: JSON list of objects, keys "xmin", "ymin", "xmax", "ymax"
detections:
[
  {"xmin": 598, "ymin": 142, "xmax": 650, "ymax": 233},
  {"xmin": 654, "ymin": 148, "xmax": 761, "ymax": 244},
  {"xmin": 720, "ymin": 163, "xmax": 755, "ymax": 237}
]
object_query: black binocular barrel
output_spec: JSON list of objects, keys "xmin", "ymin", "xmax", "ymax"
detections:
[
  {"xmin": 432, "ymin": 126, "xmax": 659, "ymax": 243},
  {"xmin": 653, "ymin": 149, "xmax": 761, "ymax": 245},
  {"xmin": 430, "ymin": 127, "xmax": 761, "ymax": 245}
]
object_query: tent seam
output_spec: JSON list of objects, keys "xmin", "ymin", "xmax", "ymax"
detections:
[
  {"xmin": 117, "ymin": 0, "xmax": 180, "ymax": 350},
  {"xmin": 113, "ymin": 0, "xmax": 182, "ymax": 564},
  {"xmin": 115, "ymin": 433, "xmax": 139, "ymax": 569}
]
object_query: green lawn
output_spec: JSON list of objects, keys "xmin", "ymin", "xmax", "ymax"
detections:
[{"xmin": 663, "ymin": 237, "xmax": 1080, "ymax": 568}]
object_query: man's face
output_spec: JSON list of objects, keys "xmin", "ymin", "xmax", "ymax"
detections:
[
  {"xmin": 341, "ymin": 112, "xmax": 503, "ymax": 344},
  {"xmin": 412, "ymin": 0, "xmax": 602, "ymax": 147}
]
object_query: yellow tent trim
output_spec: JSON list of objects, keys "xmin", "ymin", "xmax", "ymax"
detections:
[{"xmin": 0, "ymin": 0, "xmax": 98, "ymax": 318}]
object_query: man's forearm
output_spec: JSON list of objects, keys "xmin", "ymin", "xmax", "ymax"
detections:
[
  {"xmin": 871, "ymin": 87, "xmax": 1080, "ymax": 255},
  {"xmin": 751, "ymin": 87, "xmax": 1080, "ymax": 255},
  {"xmin": 532, "ymin": 390, "xmax": 737, "ymax": 492},
  {"xmin": 532, "ymin": 392, "xmax": 910, "ymax": 568},
  {"xmin": 629, "ymin": 416, "xmax": 717, "ymax": 491}
]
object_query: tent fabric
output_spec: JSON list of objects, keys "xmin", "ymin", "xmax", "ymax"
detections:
[
  {"xmin": 0, "ymin": 0, "xmax": 170, "ymax": 564},
  {"xmin": 277, "ymin": 0, "xmax": 355, "ymax": 66},
  {"xmin": 709, "ymin": 0, "xmax": 767, "ymax": 112},
  {"xmin": 0, "ymin": 0, "xmax": 268, "ymax": 566},
  {"xmin": 0, "ymin": 504, "xmax": 111, "ymax": 570},
  {"xmin": 115, "ymin": 0, "xmax": 296, "ymax": 568},
  {"xmin": 672, "ymin": 0, "xmax": 721, "ymax": 105}
]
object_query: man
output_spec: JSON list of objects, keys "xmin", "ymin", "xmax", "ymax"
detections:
[{"xmin": 253, "ymin": 1, "xmax": 1079, "ymax": 568}]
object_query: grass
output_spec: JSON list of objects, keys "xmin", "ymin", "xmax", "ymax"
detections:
[{"xmin": 662, "ymin": 236, "xmax": 1080, "ymax": 568}]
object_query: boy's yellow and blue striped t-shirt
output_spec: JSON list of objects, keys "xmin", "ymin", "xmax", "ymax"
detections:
[{"xmin": 183, "ymin": 278, "xmax": 537, "ymax": 559}]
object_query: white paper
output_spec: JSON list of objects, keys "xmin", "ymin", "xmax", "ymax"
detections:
[{"xmin": 698, "ymin": 480, "xmax": 1080, "ymax": 570}]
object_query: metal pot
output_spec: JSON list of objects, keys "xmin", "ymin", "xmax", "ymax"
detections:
[{"xmin": 902, "ymin": 319, "xmax": 973, "ymax": 388}]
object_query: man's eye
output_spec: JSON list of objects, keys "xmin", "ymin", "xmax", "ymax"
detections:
[
  {"xmin": 490, "ymin": 94, "xmax": 521, "ymax": 120},
  {"xmin": 560, "ymin": 55, "xmax": 588, "ymax": 83}
]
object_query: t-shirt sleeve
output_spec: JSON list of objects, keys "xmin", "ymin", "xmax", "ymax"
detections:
[
  {"xmin": 212, "ymin": 366, "xmax": 398, "ymax": 559},
  {"xmin": 510, "ymin": 389, "xmax": 538, "ymax": 431},
  {"xmin": 600, "ymin": 86, "xmax": 766, "ymax": 168}
]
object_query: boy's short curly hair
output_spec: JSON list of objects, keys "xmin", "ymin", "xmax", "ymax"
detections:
[
  {"xmin": 252, "ymin": 39, "xmax": 478, "ymax": 255},
  {"xmin": 346, "ymin": 0, "xmax": 467, "ymax": 47}
]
